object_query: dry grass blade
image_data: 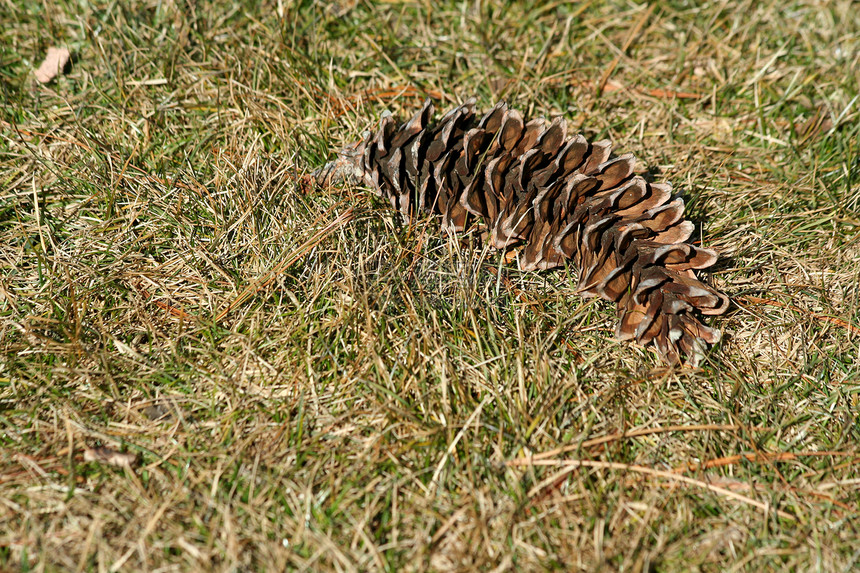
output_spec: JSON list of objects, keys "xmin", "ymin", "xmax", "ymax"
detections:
[
  {"xmin": 525, "ymin": 424, "xmax": 742, "ymax": 461},
  {"xmin": 133, "ymin": 282, "xmax": 192, "ymax": 320},
  {"xmin": 596, "ymin": 4, "xmax": 656, "ymax": 96},
  {"xmin": 673, "ymin": 451, "xmax": 856, "ymax": 474},
  {"xmin": 738, "ymin": 296, "xmax": 860, "ymax": 336},
  {"xmin": 214, "ymin": 207, "xmax": 355, "ymax": 323},
  {"xmin": 542, "ymin": 74, "xmax": 703, "ymax": 99},
  {"xmin": 511, "ymin": 458, "xmax": 796, "ymax": 521}
]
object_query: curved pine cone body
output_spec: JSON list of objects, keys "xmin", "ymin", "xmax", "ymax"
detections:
[{"xmin": 317, "ymin": 97, "xmax": 729, "ymax": 365}]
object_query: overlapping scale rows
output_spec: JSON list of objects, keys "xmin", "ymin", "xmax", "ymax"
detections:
[{"xmin": 316, "ymin": 97, "xmax": 729, "ymax": 365}]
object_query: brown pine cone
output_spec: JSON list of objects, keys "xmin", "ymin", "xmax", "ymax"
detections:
[{"xmin": 315, "ymin": 97, "xmax": 729, "ymax": 365}]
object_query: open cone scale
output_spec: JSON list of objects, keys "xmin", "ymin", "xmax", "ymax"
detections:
[{"xmin": 315, "ymin": 97, "xmax": 729, "ymax": 365}]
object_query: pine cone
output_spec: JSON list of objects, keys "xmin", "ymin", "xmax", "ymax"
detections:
[{"xmin": 315, "ymin": 97, "xmax": 729, "ymax": 365}]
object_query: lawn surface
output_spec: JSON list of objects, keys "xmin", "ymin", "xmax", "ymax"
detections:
[{"xmin": 1, "ymin": 0, "xmax": 859, "ymax": 571}]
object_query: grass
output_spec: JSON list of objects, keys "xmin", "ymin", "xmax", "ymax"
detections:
[{"xmin": 1, "ymin": 0, "xmax": 858, "ymax": 570}]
